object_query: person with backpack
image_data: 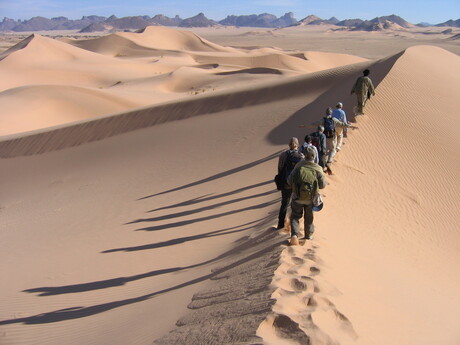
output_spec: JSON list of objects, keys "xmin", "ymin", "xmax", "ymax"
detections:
[
  {"xmin": 323, "ymin": 107, "xmax": 337, "ymax": 163},
  {"xmin": 323, "ymin": 107, "xmax": 357, "ymax": 164},
  {"xmin": 276, "ymin": 137, "xmax": 304, "ymax": 230},
  {"xmin": 351, "ymin": 69, "xmax": 376, "ymax": 115},
  {"xmin": 331, "ymin": 102, "xmax": 347, "ymax": 151},
  {"xmin": 309, "ymin": 126, "xmax": 327, "ymax": 170},
  {"xmin": 287, "ymin": 146, "xmax": 326, "ymax": 244}
]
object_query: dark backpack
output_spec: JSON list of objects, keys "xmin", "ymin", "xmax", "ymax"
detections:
[
  {"xmin": 323, "ymin": 117, "xmax": 335, "ymax": 138},
  {"xmin": 284, "ymin": 150, "xmax": 303, "ymax": 182}
]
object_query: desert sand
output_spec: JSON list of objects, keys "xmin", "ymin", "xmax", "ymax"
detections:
[{"xmin": 1, "ymin": 25, "xmax": 459, "ymax": 345}]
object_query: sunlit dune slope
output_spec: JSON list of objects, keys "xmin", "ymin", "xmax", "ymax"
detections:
[{"xmin": 259, "ymin": 45, "xmax": 460, "ymax": 345}]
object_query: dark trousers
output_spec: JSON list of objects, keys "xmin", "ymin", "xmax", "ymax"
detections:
[
  {"xmin": 290, "ymin": 200, "xmax": 314, "ymax": 238},
  {"xmin": 318, "ymin": 153, "xmax": 326, "ymax": 169},
  {"xmin": 278, "ymin": 188, "xmax": 292, "ymax": 228}
]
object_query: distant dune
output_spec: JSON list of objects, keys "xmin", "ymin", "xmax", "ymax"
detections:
[{"xmin": 0, "ymin": 26, "xmax": 366, "ymax": 137}]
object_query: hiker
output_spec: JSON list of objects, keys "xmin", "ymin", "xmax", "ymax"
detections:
[
  {"xmin": 287, "ymin": 146, "xmax": 326, "ymax": 244},
  {"xmin": 309, "ymin": 126, "xmax": 327, "ymax": 170},
  {"xmin": 276, "ymin": 137, "xmax": 304, "ymax": 230},
  {"xmin": 300, "ymin": 135, "xmax": 319, "ymax": 164},
  {"xmin": 351, "ymin": 69, "xmax": 375, "ymax": 115},
  {"xmin": 323, "ymin": 107, "xmax": 357, "ymax": 164},
  {"xmin": 331, "ymin": 102, "xmax": 347, "ymax": 151}
]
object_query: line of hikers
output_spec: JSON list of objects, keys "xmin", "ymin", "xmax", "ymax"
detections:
[{"xmin": 275, "ymin": 70, "xmax": 375, "ymax": 245}]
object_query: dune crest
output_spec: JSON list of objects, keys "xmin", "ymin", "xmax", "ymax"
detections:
[{"xmin": 258, "ymin": 44, "xmax": 460, "ymax": 345}]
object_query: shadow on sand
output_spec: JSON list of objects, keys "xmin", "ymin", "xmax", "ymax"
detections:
[
  {"xmin": 8, "ymin": 221, "xmax": 283, "ymax": 325},
  {"xmin": 138, "ymin": 151, "xmax": 280, "ymax": 200},
  {"xmin": 267, "ymin": 51, "xmax": 404, "ymax": 146}
]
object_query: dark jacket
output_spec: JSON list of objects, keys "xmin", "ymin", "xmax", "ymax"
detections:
[
  {"xmin": 278, "ymin": 149, "xmax": 304, "ymax": 188},
  {"xmin": 310, "ymin": 131, "xmax": 326, "ymax": 156}
]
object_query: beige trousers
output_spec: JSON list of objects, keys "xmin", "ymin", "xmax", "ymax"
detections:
[
  {"xmin": 335, "ymin": 127, "xmax": 344, "ymax": 149},
  {"xmin": 326, "ymin": 136, "xmax": 337, "ymax": 163}
]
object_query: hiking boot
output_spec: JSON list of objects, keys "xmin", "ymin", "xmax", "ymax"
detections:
[
  {"xmin": 289, "ymin": 235, "xmax": 299, "ymax": 246},
  {"xmin": 276, "ymin": 224, "xmax": 284, "ymax": 230},
  {"xmin": 304, "ymin": 234, "xmax": 314, "ymax": 240}
]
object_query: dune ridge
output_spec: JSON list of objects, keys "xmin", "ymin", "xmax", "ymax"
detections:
[
  {"xmin": 257, "ymin": 45, "xmax": 460, "ymax": 345},
  {"xmin": 0, "ymin": 61, "xmax": 370, "ymax": 157}
]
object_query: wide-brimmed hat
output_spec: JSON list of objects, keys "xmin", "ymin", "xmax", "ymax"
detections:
[{"xmin": 312, "ymin": 193, "xmax": 323, "ymax": 212}]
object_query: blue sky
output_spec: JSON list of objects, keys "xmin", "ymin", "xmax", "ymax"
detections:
[{"xmin": 0, "ymin": 0, "xmax": 458, "ymax": 24}]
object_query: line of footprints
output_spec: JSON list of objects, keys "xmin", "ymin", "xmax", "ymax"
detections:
[{"xmin": 268, "ymin": 242, "xmax": 358, "ymax": 345}]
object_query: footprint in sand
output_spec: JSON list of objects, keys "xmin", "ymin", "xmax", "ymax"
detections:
[
  {"xmin": 290, "ymin": 278, "xmax": 308, "ymax": 292},
  {"xmin": 291, "ymin": 256, "xmax": 305, "ymax": 265},
  {"xmin": 271, "ymin": 314, "xmax": 311, "ymax": 344},
  {"xmin": 309, "ymin": 266, "xmax": 320, "ymax": 275}
]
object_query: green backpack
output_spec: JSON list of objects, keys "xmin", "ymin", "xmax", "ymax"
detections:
[{"xmin": 297, "ymin": 165, "xmax": 319, "ymax": 202}]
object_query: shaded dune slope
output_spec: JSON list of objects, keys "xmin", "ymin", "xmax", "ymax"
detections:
[{"xmin": 0, "ymin": 52, "xmax": 395, "ymax": 157}]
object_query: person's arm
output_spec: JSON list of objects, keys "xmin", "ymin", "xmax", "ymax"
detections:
[
  {"xmin": 333, "ymin": 117, "xmax": 359, "ymax": 130},
  {"xmin": 368, "ymin": 77, "xmax": 375, "ymax": 96},
  {"xmin": 317, "ymin": 169, "xmax": 327, "ymax": 189},
  {"xmin": 320, "ymin": 135, "xmax": 326, "ymax": 154},
  {"xmin": 313, "ymin": 146, "xmax": 319, "ymax": 164},
  {"xmin": 351, "ymin": 77, "xmax": 359, "ymax": 94},
  {"xmin": 332, "ymin": 117, "xmax": 348, "ymax": 128},
  {"xmin": 287, "ymin": 166, "xmax": 297, "ymax": 189}
]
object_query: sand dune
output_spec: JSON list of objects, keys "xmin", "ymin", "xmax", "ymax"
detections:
[
  {"xmin": 0, "ymin": 26, "xmax": 366, "ymax": 136},
  {"xmin": 64, "ymin": 26, "xmax": 238, "ymax": 57},
  {"xmin": 259, "ymin": 45, "xmax": 460, "ymax": 345},
  {"xmin": 1, "ymin": 26, "xmax": 459, "ymax": 345}
]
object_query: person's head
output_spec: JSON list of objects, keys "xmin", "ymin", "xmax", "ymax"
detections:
[
  {"xmin": 289, "ymin": 137, "xmax": 299, "ymax": 150},
  {"xmin": 318, "ymin": 125, "xmax": 324, "ymax": 133},
  {"xmin": 336, "ymin": 102, "xmax": 343, "ymax": 109},
  {"xmin": 325, "ymin": 107, "xmax": 333, "ymax": 117},
  {"xmin": 363, "ymin": 69, "xmax": 370, "ymax": 76},
  {"xmin": 304, "ymin": 135, "xmax": 312, "ymax": 144},
  {"xmin": 304, "ymin": 146, "xmax": 316, "ymax": 162}
]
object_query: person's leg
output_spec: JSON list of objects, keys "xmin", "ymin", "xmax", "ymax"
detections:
[
  {"xmin": 277, "ymin": 188, "xmax": 292, "ymax": 229},
  {"xmin": 335, "ymin": 127, "xmax": 344, "ymax": 150},
  {"xmin": 356, "ymin": 94, "xmax": 364, "ymax": 114},
  {"xmin": 290, "ymin": 201, "xmax": 303, "ymax": 238},
  {"xmin": 318, "ymin": 154, "xmax": 326, "ymax": 169},
  {"xmin": 303, "ymin": 204, "xmax": 314, "ymax": 239},
  {"xmin": 326, "ymin": 137, "xmax": 336, "ymax": 163}
]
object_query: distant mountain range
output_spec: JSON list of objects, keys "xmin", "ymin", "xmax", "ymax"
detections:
[{"xmin": 1, "ymin": 13, "xmax": 459, "ymax": 32}]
